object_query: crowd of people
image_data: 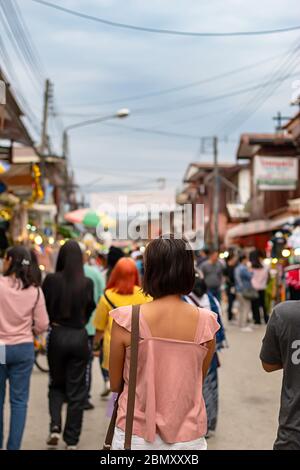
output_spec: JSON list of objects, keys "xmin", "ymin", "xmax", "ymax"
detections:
[
  {"xmin": 197, "ymin": 248, "xmax": 270, "ymax": 332},
  {"xmin": 0, "ymin": 236, "xmax": 299, "ymax": 450}
]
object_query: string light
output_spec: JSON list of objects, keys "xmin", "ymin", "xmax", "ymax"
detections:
[{"xmin": 34, "ymin": 235, "xmax": 43, "ymax": 245}]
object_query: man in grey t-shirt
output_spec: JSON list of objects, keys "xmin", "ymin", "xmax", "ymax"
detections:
[
  {"xmin": 260, "ymin": 301, "xmax": 300, "ymax": 450},
  {"xmin": 200, "ymin": 250, "xmax": 223, "ymax": 301}
]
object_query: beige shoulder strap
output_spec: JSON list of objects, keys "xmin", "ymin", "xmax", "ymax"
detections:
[{"xmin": 103, "ymin": 304, "xmax": 140, "ymax": 450}]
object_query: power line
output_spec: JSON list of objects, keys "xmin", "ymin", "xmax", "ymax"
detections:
[
  {"xmin": 82, "ymin": 121, "xmax": 202, "ymax": 141},
  {"xmin": 0, "ymin": 38, "xmax": 42, "ymax": 136},
  {"xmin": 62, "ymin": 53, "xmax": 286, "ymax": 109},
  {"xmin": 10, "ymin": 0, "xmax": 46, "ymax": 79},
  {"xmin": 0, "ymin": 0, "xmax": 44, "ymax": 89},
  {"xmin": 32, "ymin": 0, "xmax": 300, "ymax": 37},
  {"xmin": 216, "ymin": 38, "xmax": 300, "ymax": 135},
  {"xmin": 57, "ymin": 71, "xmax": 300, "ymax": 131},
  {"xmin": 132, "ymin": 70, "xmax": 300, "ymax": 116}
]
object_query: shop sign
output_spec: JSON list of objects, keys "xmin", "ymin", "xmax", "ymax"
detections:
[{"xmin": 254, "ymin": 156, "xmax": 298, "ymax": 191}]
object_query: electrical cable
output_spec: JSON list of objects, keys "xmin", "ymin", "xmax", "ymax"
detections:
[{"xmin": 32, "ymin": 0, "xmax": 300, "ymax": 38}]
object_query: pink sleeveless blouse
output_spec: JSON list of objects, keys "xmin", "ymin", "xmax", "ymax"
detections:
[{"xmin": 110, "ymin": 305, "xmax": 220, "ymax": 444}]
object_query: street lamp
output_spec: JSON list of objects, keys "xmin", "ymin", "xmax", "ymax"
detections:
[{"xmin": 62, "ymin": 108, "xmax": 130, "ymax": 157}]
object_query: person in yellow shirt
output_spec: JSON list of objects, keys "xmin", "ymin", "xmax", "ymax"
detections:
[{"xmin": 94, "ymin": 257, "xmax": 150, "ymax": 396}]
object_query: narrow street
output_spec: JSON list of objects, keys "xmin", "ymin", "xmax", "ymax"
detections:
[{"xmin": 3, "ymin": 321, "xmax": 282, "ymax": 451}]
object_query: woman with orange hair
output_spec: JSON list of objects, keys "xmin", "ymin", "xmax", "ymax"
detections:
[{"xmin": 93, "ymin": 257, "xmax": 150, "ymax": 396}]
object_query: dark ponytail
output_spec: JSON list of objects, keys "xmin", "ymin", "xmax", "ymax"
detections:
[{"xmin": 4, "ymin": 246, "xmax": 34, "ymax": 289}]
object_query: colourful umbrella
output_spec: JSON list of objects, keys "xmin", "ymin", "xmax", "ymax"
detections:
[
  {"xmin": 83, "ymin": 211, "xmax": 101, "ymax": 228},
  {"xmin": 64, "ymin": 208, "xmax": 88, "ymax": 224}
]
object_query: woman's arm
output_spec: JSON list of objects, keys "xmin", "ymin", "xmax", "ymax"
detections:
[
  {"xmin": 93, "ymin": 296, "xmax": 109, "ymax": 346},
  {"xmin": 33, "ymin": 289, "xmax": 49, "ymax": 335},
  {"xmin": 202, "ymin": 338, "xmax": 216, "ymax": 379},
  {"xmin": 261, "ymin": 361, "xmax": 282, "ymax": 373},
  {"xmin": 109, "ymin": 320, "xmax": 130, "ymax": 393}
]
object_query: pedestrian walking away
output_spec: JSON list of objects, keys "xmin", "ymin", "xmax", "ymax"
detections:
[
  {"xmin": 93, "ymin": 257, "xmax": 150, "ymax": 399},
  {"xmin": 234, "ymin": 254, "xmax": 255, "ymax": 332},
  {"xmin": 223, "ymin": 254, "xmax": 238, "ymax": 322},
  {"xmin": 0, "ymin": 246, "xmax": 49, "ymax": 450},
  {"xmin": 184, "ymin": 275, "xmax": 226, "ymax": 436},
  {"xmin": 200, "ymin": 249, "xmax": 223, "ymax": 302},
  {"xmin": 108, "ymin": 235, "xmax": 220, "ymax": 450},
  {"xmin": 42, "ymin": 240, "xmax": 95, "ymax": 450},
  {"xmin": 249, "ymin": 249, "xmax": 269, "ymax": 325}
]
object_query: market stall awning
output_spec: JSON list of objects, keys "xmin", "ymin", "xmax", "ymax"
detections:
[
  {"xmin": 225, "ymin": 215, "xmax": 295, "ymax": 244},
  {"xmin": 0, "ymin": 163, "xmax": 32, "ymax": 194}
]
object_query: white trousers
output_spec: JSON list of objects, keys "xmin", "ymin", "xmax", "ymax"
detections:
[
  {"xmin": 111, "ymin": 427, "xmax": 207, "ymax": 450},
  {"xmin": 236, "ymin": 293, "xmax": 252, "ymax": 328}
]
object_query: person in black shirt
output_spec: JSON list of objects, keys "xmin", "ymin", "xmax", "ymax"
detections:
[
  {"xmin": 42, "ymin": 240, "xmax": 95, "ymax": 450},
  {"xmin": 223, "ymin": 254, "xmax": 238, "ymax": 321}
]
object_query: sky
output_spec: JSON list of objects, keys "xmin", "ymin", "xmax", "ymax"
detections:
[{"xmin": 1, "ymin": 0, "xmax": 300, "ymax": 198}]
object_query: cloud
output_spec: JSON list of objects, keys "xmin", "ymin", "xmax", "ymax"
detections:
[{"xmin": 6, "ymin": 0, "xmax": 300, "ymax": 191}]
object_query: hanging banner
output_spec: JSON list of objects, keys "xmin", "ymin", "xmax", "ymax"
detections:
[{"xmin": 254, "ymin": 156, "xmax": 298, "ymax": 191}]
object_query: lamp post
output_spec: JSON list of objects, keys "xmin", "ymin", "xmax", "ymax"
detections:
[{"xmin": 62, "ymin": 108, "xmax": 130, "ymax": 158}]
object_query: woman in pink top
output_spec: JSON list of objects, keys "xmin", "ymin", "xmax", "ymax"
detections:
[
  {"xmin": 109, "ymin": 235, "xmax": 219, "ymax": 450},
  {"xmin": 250, "ymin": 250, "xmax": 270, "ymax": 325},
  {"xmin": 0, "ymin": 246, "xmax": 49, "ymax": 450}
]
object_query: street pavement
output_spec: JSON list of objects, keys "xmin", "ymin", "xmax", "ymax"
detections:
[{"xmin": 3, "ymin": 321, "xmax": 282, "ymax": 450}]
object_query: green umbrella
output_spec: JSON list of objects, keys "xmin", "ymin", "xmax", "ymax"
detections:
[{"xmin": 83, "ymin": 211, "xmax": 101, "ymax": 228}]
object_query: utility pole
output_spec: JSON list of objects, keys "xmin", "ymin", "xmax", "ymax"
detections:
[
  {"xmin": 213, "ymin": 136, "xmax": 219, "ymax": 251},
  {"xmin": 272, "ymin": 111, "xmax": 291, "ymax": 132},
  {"xmin": 40, "ymin": 79, "xmax": 52, "ymax": 191}
]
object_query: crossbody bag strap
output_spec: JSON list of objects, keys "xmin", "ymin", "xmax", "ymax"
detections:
[
  {"xmin": 124, "ymin": 304, "xmax": 140, "ymax": 450},
  {"xmin": 104, "ymin": 291, "xmax": 117, "ymax": 310},
  {"xmin": 103, "ymin": 393, "xmax": 121, "ymax": 450},
  {"xmin": 103, "ymin": 304, "xmax": 140, "ymax": 450},
  {"xmin": 32, "ymin": 287, "xmax": 40, "ymax": 326}
]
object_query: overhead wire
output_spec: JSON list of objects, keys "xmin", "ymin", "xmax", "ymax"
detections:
[
  {"xmin": 32, "ymin": 0, "xmax": 300, "ymax": 38},
  {"xmin": 62, "ymin": 52, "xmax": 287, "ymax": 109},
  {"xmin": 216, "ymin": 37, "xmax": 300, "ymax": 135}
]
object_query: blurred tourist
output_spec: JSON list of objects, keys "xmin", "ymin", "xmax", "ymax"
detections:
[
  {"xmin": 0, "ymin": 246, "xmax": 49, "ymax": 450},
  {"xmin": 223, "ymin": 254, "xmax": 238, "ymax": 322},
  {"xmin": 93, "ymin": 257, "xmax": 150, "ymax": 398},
  {"xmin": 200, "ymin": 249, "xmax": 223, "ymax": 302},
  {"xmin": 234, "ymin": 254, "xmax": 254, "ymax": 332},
  {"xmin": 184, "ymin": 275, "xmax": 226, "ymax": 436},
  {"xmin": 250, "ymin": 250, "xmax": 269, "ymax": 325},
  {"xmin": 42, "ymin": 240, "xmax": 95, "ymax": 450}
]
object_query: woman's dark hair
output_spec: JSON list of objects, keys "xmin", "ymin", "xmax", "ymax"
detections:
[
  {"xmin": 239, "ymin": 254, "xmax": 247, "ymax": 263},
  {"xmin": 55, "ymin": 240, "xmax": 85, "ymax": 319},
  {"xmin": 4, "ymin": 246, "xmax": 34, "ymax": 289},
  {"xmin": 192, "ymin": 275, "xmax": 207, "ymax": 298},
  {"xmin": 143, "ymin": 234, "xmax": 195, "ymax": 299},
  {"xmin": 249, "ymin": 249, "xmax": 264, "ymax": 269},
  {"xmin": 30, "ymin": 249, "xmax": 42, "ymax": 287}
]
